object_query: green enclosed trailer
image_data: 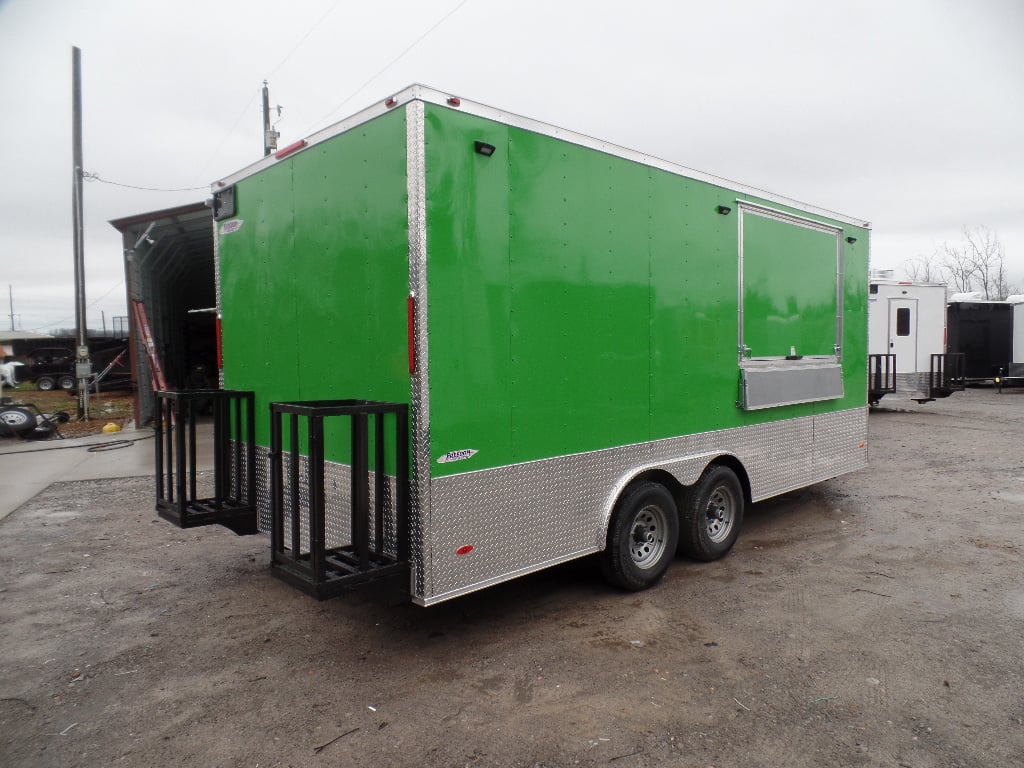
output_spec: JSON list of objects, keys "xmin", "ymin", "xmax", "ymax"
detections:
[{"xmin": 160, "ymin": 85, "xmax": 870, "ymax": 606}]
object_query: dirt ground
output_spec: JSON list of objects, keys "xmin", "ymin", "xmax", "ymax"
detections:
[{"xmin": 1, "ymin": 388, "xmax": 1022, "ymax": 768}]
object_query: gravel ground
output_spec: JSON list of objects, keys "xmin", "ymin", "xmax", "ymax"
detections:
[{"xmin": 1, "ymin": 388, "xmax": 1022, "ymax": 768}]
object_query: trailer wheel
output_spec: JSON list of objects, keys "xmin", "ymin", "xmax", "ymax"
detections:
[
  {"xmin": 36, "ymin": 376, "xmax": 56, "ymax": 391},
  {"xmin": 0, "ymin": 406, "xmax": 36, "ymax": 437},
  {"xmin": 678, "ymin": 465, "xmax": 744, "ymax": 562},
  {"xmin": 58, "ymin": 375, "xmax": 76, "ymax": 390},
  {"xmin": 600, "ymin": 482, "xmax": 679, "ymax": 591}
]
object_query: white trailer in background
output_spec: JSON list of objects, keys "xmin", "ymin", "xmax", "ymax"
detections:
[{"xmin": 867, "ymin": 274, "xmax": 963, "ymax": 404}]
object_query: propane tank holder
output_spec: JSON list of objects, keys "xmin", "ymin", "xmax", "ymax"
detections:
[
  {"xmin": 154, "ymin": 389, "xmax": 257, "ymax": 535},
  {"xmin": 267, "ymin": 399, "xmax": 410, "ymax": 600}
]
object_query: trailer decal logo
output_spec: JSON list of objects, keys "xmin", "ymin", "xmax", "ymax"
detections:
[
  {"xmin": 220, "ymin": 219, "xmax": 244, "ymax": 235},
  {"xmin": 437, "ymin": 449, "xmax": 478, "ymax": 464}
]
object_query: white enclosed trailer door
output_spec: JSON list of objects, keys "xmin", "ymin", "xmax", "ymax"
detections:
[{"xmin": 889, "ymin": 298, "xmax": 919, "ymax": 373}]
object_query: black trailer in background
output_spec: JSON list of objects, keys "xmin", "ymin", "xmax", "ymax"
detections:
[{"xmin": 946, "ymin": 301, "xmax": 1021, "ymax": 385}]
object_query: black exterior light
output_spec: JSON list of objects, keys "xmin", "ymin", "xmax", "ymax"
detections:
[
  {"xmin": 474, "ymin": 141, "xmax": 496, "ymax": 157},
  {"xmin": 846, "ymin": 236, "xmax": 857, "ymax": 244},
  {"xmin": 716, "ymin": 205, "xmax": 732, "ymax": 215}
]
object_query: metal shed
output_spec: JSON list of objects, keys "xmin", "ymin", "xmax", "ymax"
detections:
[{"xmin": 110, "ymin": 202, "xmax": 215, "ymax": 426}]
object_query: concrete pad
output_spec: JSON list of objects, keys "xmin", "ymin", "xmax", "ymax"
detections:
[{"xmin": 0, "ymin": 427, "xmax": 213, "ymax": 522}]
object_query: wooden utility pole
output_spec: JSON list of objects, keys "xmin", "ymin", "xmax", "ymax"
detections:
[{"xmin": 72, "ymin": 46, "xmax": 91, "ymax": 418}]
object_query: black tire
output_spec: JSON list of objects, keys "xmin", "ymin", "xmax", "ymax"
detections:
[
  {"xmin": 0, "ymin": 406, "xmax": 36, "ymax": 437},
  {"xmin": 58, "ymin": 375, "xmax": 76, "ymax": 390},
  {"xmin": 600, "ymin": 482, "xmax": 679, "ymax": 591},
  {"xmin": 678, "ymin": 465, "xmax": 744, "ymax": 562},
  {"xmin": 36, "ymin": 376, "xmax": 56, "ymax": 391}
]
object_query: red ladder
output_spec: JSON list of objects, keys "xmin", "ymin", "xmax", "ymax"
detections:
[{"xmin": 131, "ymin": 300, "xmax": 168, "ymax": 391}]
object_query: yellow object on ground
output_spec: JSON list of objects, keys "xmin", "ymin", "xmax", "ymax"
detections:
[{"xmin": 101, "ymin": 422, "xmax": 122, "ymax": 434}]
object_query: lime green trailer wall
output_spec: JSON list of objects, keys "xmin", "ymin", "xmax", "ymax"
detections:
[{"xmin": 212, "ymin": 86, "xmax": 869, "ymax": 605}]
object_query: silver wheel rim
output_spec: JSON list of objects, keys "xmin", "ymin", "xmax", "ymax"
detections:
[
  {"xmin": 705, "ymin": 484, "xmax": 737, "ymax": 544},
  {"xmin": 629, "ymin": 504, "xmax": 669, "ymax": 569},
  {"xmin": 1, "ymin": 412, "xmax": 29, "ymax": 426}
]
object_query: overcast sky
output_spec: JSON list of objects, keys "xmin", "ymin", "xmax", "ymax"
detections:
[{"xmin": 1, "ymin": 0, "xmax": 1022, "ymax": 333}]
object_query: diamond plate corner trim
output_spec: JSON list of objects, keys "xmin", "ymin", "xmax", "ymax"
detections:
[
  {"xmin": 213, "ymin": 215, "xmax": 225, "ymax": 389},
  {"xmin": 421, "ymin": 408, "xmax": 867, "ymax": 604},
  {"xmin": 407, "ymin": 99, "xmax": 430, "ymax": 599}
]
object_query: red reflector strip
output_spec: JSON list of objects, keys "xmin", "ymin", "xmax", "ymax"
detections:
[
  {"xmin": 447, "ymin": 97, "xmax": 461, "ymax": 106},
  {"xmin": 407, "ymin": 294, "xmax": 416, "ymax": 374},
  {"xmin": 215, "ymin": 314, "xmax": 223, "ymax": 370},
  {"xmin": 456, "ymin": 545, "xmax": 474, "ymax": 556},
  {"xmin": 275, "ymin": 139, "xmax": 307, "ymax": 159}
]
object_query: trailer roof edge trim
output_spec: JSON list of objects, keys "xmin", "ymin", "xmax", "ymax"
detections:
[
  {"xmin": 211, "ymin": 84, "xmax": 871, "ymax": 229},
  {"xmin": 869, "ymin": 278, "xmax": 948, "ymax": 288}
]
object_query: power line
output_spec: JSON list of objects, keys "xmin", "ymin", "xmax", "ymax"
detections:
[
  {"xmin": 265, "ymin": 0, "xmax": 342, "ymax": 80},
  {"xmin": 37, "ymin": 281, "xmax": 126, "ymax": 331},
  {"xmin": 303, "ymin": 0, "xmax": 471, "ymax": 135},
  {"xmin": 196, "ymin": 2, "xmax": 341, "ymax": 177},
  {"xmin": 194, "ymin": 86, "xmax": 262, "ymax": 178},
  {"xmin": 81, "ymin": 172, "xmax": 207, "ymax": 193}
]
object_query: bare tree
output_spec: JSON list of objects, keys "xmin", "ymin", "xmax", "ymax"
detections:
[
  {"xmin": 901, "ymin": 227, "xmax": 1018, "ymax": 297},
  {"xmin": 961, "ymin": 226, "xmax": 1016, "ymax": 300},
  {"xmin": 902, "ymin": 253, "xmax": 942, "ymax": 283},
  {"xmin": 938, "ymin": 238, "xmax": 977, "ymax": 294}
]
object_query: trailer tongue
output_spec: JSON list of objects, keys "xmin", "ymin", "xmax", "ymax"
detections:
[{"xmin": 152, "ymin": 86, "xmax": 871, "ymax": 606}]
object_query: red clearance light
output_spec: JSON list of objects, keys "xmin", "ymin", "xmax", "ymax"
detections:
[
  {"xmin": 215, "ymin": 314, "xmax": 223, "ymax": 369},
  {"xmin": 407, "ymin": 294, "xmax": 416, "ymax": 374},
  {"xmin": 456, "ymin": 545, "xmax": 474, "ymax": 556},
  {"xmin": 447, "ymin": 96, "xmax": 461, "ymax": 107},
  {"xmin": 275, "ymin": 139, "xmax": 307, "ymax": 160},
  {"xmin": 385, "ymin": 96, "xmax": 397, "ymax": 108}
]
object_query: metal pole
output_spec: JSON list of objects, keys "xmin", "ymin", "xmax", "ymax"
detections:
[{"xmin": 71, "ymin": 46, "xmax": 92, "ymax": 419}]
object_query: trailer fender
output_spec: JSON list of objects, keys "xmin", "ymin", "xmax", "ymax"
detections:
[{"xmin": 598, "ymin": 452, "xmax": 745, "ymax": 546}]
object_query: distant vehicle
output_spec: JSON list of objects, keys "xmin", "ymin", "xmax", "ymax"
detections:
[
  {"xmin": 24, "ymin": 341, "xmax": 133, "ymax": 392},
  {"xmin": 24, "ymin": 347, "xmax": 76, "ymax": 390}
]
